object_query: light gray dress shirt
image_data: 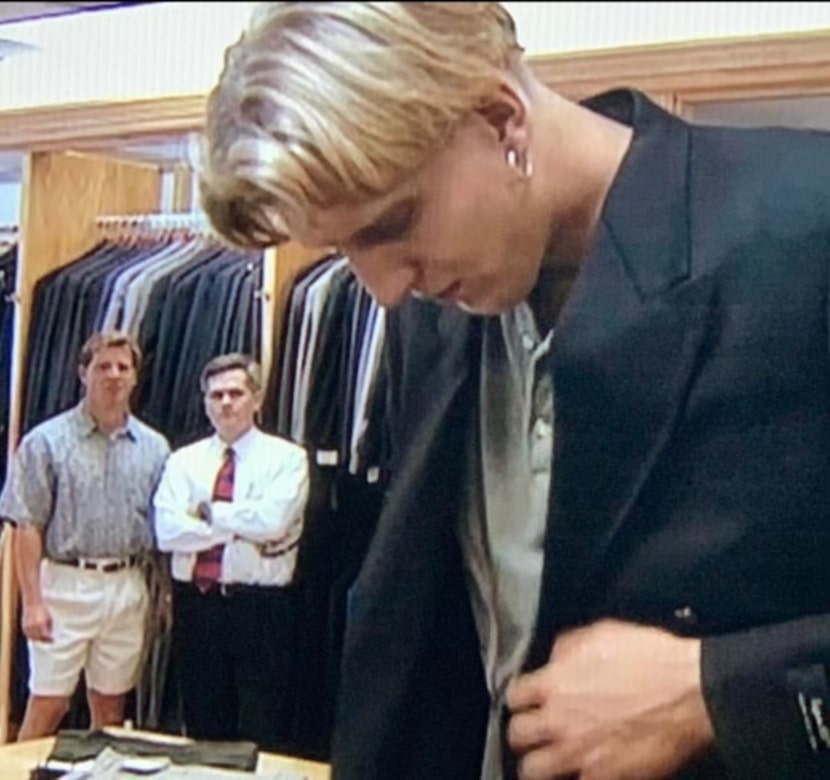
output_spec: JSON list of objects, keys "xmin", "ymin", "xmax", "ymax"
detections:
[
  {"xmin": 0, "ymin": 401, "xmax": 171, "ymax": 560},
  {"xmin": 460, "ymin": 302, "xmax": 554, "ymax": 780}
]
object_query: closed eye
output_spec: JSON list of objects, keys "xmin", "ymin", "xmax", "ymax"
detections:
[{"xmin": 349, "ymin": 197, "xmax": 418, "ymax": 249}]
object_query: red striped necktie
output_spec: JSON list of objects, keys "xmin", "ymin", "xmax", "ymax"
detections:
[{"xmin": 193, "ymin": 447, "xmax": 235, "ymax": 593}]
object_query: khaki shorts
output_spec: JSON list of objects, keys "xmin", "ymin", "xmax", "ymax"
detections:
[{"xmin": 29, "ymin": 559, "xmax": 149, "ymax": 697}]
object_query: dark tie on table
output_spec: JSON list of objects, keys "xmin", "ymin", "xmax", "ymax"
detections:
[{"xmin": 193, "ymin": 447, "xmax": 235, "ymax": 593}]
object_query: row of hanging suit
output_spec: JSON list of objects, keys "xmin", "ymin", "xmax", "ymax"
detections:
[
  {"xmin": 0, "ymin": 241, "xmax": 17, "ymax": 486},
  {"xmin": 263, "ymin": 253, "xmax": 389, "ymax": 760},
  {"xmin": 7, "ymin": 232, "xmax": 390, "ymax": 763},
  {"xmin": 22, "ymin": 233, "xmax": 263, "ymax": 446},
  {"xmin": 9, "ymin": 229, "xmax": 267, "ymax": 738}
]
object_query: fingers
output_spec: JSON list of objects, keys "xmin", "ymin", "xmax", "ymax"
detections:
[
  {"xmin": 516, "ymin": 742, "xmax": 579, "ymax": 780},
  {"xmin": 508, "ymin": 707, "xmax": 553, "ymax": 753},
  {"xmin": 506, "ymin": 668, "xmax": 548, "ymax": 712},
  {"xmin": 26, "ymin": 609, "xmax": 53, "ymax": 643},
  {"xmin": 25, "ymin": 621, "xmax": 53, "ymax": 643}
]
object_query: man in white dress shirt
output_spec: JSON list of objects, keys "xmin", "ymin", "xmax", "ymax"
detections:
[{"xmin": 153, "ymin": 352, "xmax": 310, "ymax": 751}]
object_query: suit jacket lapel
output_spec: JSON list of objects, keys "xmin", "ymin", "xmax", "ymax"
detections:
[{"xmin": 528, "ymin": 91, "xmax": 716, "ymax": 663}]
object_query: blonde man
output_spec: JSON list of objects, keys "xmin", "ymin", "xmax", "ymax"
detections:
[
  {"xmin": 0, "ymin": 331, "xmax": 170, "ymax": 740},
  {"xmin": 199, "ymin": 4, "xmax": 830, "ymax": 780}
]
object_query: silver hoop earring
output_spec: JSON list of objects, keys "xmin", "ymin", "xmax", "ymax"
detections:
[{"xmin": 506, "ymin": 146, "xmax": 533, "ymax": 180}]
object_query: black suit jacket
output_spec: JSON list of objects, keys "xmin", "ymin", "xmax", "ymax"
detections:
[{"xmin": 331, "ymin": 90, "xmax": 830, "ymax": 779}]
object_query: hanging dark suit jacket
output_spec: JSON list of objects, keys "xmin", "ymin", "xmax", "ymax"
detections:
[{"xmin": 330, "ymin": 89, "xmax": 830, "ymax": 780}]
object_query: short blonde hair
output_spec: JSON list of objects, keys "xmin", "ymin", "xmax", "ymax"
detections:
[{"xmin": 199, "ymin": 2, "xmax": 521, "ymax": 249}]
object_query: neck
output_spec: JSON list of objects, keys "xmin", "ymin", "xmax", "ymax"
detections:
[
  {"xmin": 219, "ymin": 424, "xmax": 254, "ymax": 447},
  {"xmin": 527, "ymin": 263, "xmax": 580, "ymax": 335},
  {"xmin": 85, "ymin": 400, "xmax": 128, "ymax": 435},
  {"xmin": 526, "ymin": 92, "xmax": 632, "ymax": 331},
  {"xmin": 537, "ymin": 93, "xmax": 633, "ymax": 269}
]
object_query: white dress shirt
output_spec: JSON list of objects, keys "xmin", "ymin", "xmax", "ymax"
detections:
[{"xmin": 153, "ymin": 427, "xmax": 310, "ymax": 586}]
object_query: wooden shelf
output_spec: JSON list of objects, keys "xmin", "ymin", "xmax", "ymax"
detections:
[{"xmin": 1, "ymin": 31, "xmax": 829, "ymax": 155}]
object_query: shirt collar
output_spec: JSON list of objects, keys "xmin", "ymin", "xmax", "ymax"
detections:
[
  {"xmin": 211, "ymin": 426, "xmax": 259, "ymax": 460},
  {"xmin": 501, "ymin": 302, "xmax": 553, "ymax": 365},
  {"xmin": 74, "ymin": 401, "xmax": 137, "ymax": 441}
]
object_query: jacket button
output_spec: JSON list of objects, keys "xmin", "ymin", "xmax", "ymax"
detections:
[{"xmin": 673, "ymin": 605, "xmax": 697, "ymax": 623}]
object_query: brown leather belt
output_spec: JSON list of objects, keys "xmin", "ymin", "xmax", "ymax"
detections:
[
  {"xmin": 173, "ymin": 580, "xmax": 295, "ymax": 598},
  {"xmin": 53, "ymin": 556, "xmax": 140, "ymax": 573}
]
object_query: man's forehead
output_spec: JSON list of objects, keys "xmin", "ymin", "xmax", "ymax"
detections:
[
  {"xmin": 91, "ymin": 345, "xmax": 132, "ymax": 361},
  {"xmin": 208, "ymin": 369, "xmax": 247, "ymax": 384}
]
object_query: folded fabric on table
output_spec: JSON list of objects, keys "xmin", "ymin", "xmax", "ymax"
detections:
[{"xmin": 46, "ymin": 730, "xmax": 259, "ymax": 772}]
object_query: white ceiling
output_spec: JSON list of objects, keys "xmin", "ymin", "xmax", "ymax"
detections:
[
  {"xmin": 0, "ymin": 2, "xmax": 153, "ymax": 27},
  {"xmin": 0, "ymin": 3, "xmax": 163, "ymax": 62}
]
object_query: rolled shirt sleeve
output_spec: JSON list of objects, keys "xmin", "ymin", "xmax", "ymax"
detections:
[{"xmin": 0, "ymin": 432, "xmax": 55, "ymax": 531}]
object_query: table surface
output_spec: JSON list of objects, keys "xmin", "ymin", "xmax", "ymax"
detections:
[{"xmin": 0, "ymin": 729, "xmax": 331, "ymax": 779}]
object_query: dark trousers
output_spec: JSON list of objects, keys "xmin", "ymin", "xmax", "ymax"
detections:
[{"xmin": 172, "ymin": 581, "xmax": 298, "ymax": 753}]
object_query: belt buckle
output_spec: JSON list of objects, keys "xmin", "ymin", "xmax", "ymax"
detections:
[{"xmin": 79, "ymin": 557, "xmax": 130, "ymax": 573}]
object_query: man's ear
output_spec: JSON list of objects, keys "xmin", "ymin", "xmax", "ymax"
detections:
[{"xmin": 476, "ymin": 83, "xmax": 528, "ymax": 144}]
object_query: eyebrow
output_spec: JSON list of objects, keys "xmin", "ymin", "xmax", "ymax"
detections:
[{"xmin": 345, "ymin": 196, "xmax": 418, "ymax": 248}]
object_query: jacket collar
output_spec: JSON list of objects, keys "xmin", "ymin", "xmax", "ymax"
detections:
[
  {"xmin": 525, "ymin": 90, "xmax": 715, "ymax": 659},
  {"xmin": 581, "ymin": 88, "xmax": 692, "ymax": 298}
]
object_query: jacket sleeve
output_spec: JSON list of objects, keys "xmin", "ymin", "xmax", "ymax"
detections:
[
  {"xmin": 701, "ymin": 617, "xmax": 830, "ymax": 778},
  {"xmin": 701, "ymin": 245, "xmax": 830, "ymax": 778}
]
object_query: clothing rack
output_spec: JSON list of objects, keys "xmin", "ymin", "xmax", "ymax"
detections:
[
  {"xmin": 9, "ymin": 213, "xmax": 268, "ymax": 735},
  {"xmin": 0, "ymin": 238, "xmax": 15, "ymax": 742},
  {"xmin": 96, "ymin": 212, "xmax": 215, "ymax": 243},
  {"xmin": 0, "ymin": 242, "xmax": 17, "ymax": 451},
  {"xmin": 95, "ymin": 211, "xmax": 268, "ymax": 300},
  {"xmin": 20, "ymin": 217, "xmax": 264, "ymax": 443},
  {"xmin": 262, "ymin": 252, "xmax": 388, "ymax": 760},
  {"xmin": 0, "ymin": 226, "xmax": 18, "ymax": 253},
  {"xmin": 93, "ymin": 212, "xmax": 265, "ymax": 380}
]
